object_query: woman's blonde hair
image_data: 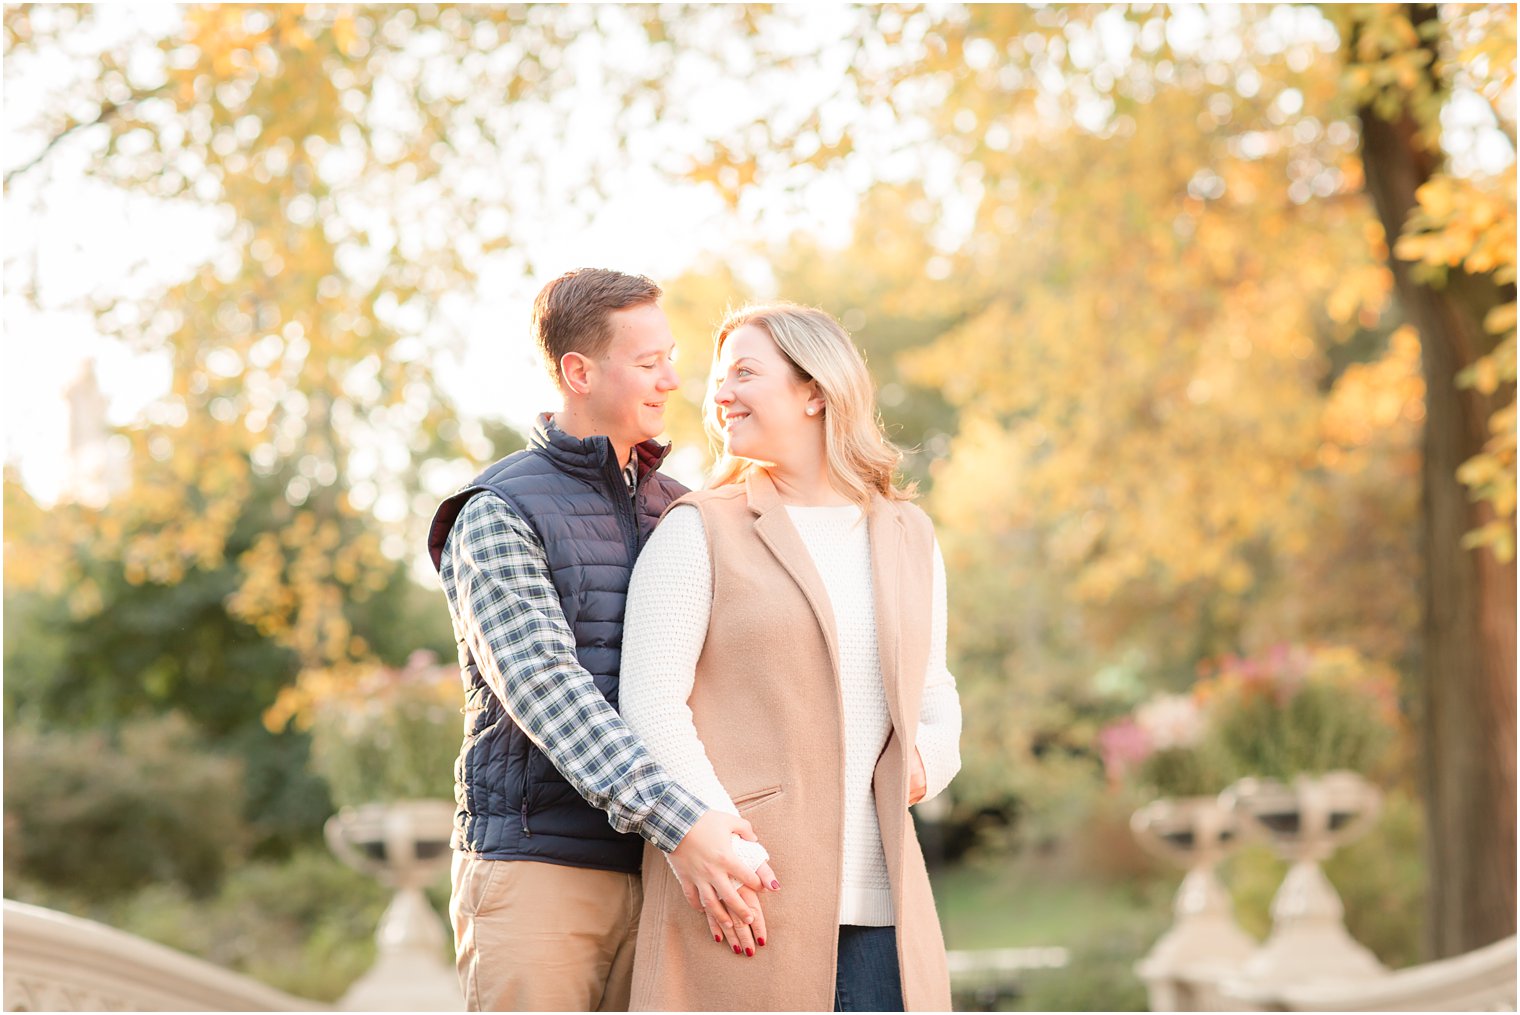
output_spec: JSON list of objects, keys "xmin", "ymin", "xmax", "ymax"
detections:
[{"xmin": 704, "ymin": 303, "xmax": 917, "ymax": 506}]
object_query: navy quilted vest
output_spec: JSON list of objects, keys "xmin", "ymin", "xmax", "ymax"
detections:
[{"xmin": 427, "ymin": 414, "xmax": 687, "ymax": 871}]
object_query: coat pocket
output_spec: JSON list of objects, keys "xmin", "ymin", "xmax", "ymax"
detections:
[{"xmin": 731, "ymin": 784, "xmax": 784, "ymax": 815}]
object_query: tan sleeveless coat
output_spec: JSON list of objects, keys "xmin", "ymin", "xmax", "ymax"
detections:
[{"xmin": 628, "ymin": 469, "xmax": 952, "ymax": 1012}]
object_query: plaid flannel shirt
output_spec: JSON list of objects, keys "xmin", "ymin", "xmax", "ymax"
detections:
[{"xmin": 439, "ymin": 490, "xmax": 707, "ymax": 853}]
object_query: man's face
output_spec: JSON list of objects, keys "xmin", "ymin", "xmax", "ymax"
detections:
[{"xmin": 581, "ymin": 302, "xmax": 680, "ymax": 447}]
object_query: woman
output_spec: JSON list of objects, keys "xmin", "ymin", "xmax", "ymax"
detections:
[{"xmin": 619, "ymin": 304, "xmax": 963, "ymax": 1012}]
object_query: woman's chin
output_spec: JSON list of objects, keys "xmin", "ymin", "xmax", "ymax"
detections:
[
  {"xmin": 727, "ymin": 439, "xmax": 765, "ymax": 460},
  {"xmin": 731, "ymin": 453, "xmax": 781, "ymax": 470}
]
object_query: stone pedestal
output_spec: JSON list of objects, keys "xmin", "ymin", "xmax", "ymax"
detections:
[
  {"xmin": 1219, "ymin": 772, "xmax": 1387, "ymax": 1004},
  {"xmin": 1131, "ymin": 796, "xmax": 1257, "ymax": 1011},
  {"xmin": 326, "ymin": 799, "xmax": 462, "ymax": 1012}
]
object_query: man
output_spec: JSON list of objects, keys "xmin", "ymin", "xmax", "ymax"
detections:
[{"xmin": 427, "ymin": 269, "xmax": 774, "ymax": 1011}]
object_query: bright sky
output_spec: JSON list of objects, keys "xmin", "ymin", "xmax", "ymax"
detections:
[
  {"xmin": 1, "ymin": 176, "xmax": 749, "ymax": 497},
  {"xmin": 4, "ymin": 4, "xmax": 1511, "ymax": 510},
  {"xmin": 2, "ymin": 4, "xmax": 899, "ymax": 503}
]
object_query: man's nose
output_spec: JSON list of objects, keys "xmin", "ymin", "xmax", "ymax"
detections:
[{"xmin": 657, "ymin": 361, "xmax": 679, "ymax": 391}]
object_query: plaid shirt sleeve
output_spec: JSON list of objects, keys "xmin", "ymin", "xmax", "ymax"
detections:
[{"xmin": 438, "ymin": 492, "xmax": 708, "ymax": 853}]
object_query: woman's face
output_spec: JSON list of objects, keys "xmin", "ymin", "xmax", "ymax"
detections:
[{"xmin": 711, "ymin": 324, "xmax": 821, "ymax": 463}]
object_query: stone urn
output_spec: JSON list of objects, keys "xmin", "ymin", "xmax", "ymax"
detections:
[
  {"xmin": 1220, "ymin": 770, "xmax": 1387, "ymax": 990},
  {"xmin": 1131, "ymin": 795, "xmax": 1258, "ymax": 1011},
  {"xmin": 325, "ymin": 798, "xmax": 462, "ymax": 1011}
]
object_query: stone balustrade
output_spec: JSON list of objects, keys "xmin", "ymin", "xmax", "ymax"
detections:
[
  {"xmin": 7, "ymin": 892, "xmax": 1512, "ymax": 1012},
  {"xmin": 3, "ymin": 900, "xmax": 325, "ymax": 1012},
  {"xmin": 1219, "ymin": 935, "xmax": 1517, "ymax": 1012},
  {"xmin": 1130, "ymin": 774, "xmax": 1519, "ymax": 1011}
]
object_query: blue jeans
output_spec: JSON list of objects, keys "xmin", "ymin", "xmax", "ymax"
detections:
[{"xmin": 834, "ymin": 925, "xmax": 904, "ymax": 1012}]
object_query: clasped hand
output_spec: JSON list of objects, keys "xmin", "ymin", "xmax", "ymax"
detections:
[
  {"xmin": 668, "ymin": 810, "xmax": 778, "ymax": 956},
  {"xmin": 670, "ymin": 752, "xmax": 926, "ymax": 957}
]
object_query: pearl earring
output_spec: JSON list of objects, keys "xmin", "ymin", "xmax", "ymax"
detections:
[{"xmin": 806, "ymin": 406, "xmax": 817, "ymax": 416}]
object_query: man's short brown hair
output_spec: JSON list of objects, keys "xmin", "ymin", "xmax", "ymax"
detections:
[{"xmin": 531, "ymin": 268, "xmax": 663, "ymax": 388}]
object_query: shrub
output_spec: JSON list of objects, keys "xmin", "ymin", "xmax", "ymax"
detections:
[
  {"xmin": 4, "ymin": 714, "xmax": 248, "ymax": 898},
  {"xmin": 1197, "ymin": 644, "xmax": 1401, "ymax": 783},
  {"xmin": 266, "ymin": 651, "xmax": 460, "ymax": 807},
  {"xmin": 1099, "ymin": 645, "xmax": 1404, "ymax": 800},
  {"xmin": 1097, "ymin": 692, "xmax": 1231, "ymax": 798}
]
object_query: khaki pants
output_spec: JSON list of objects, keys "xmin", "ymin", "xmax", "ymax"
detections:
[{"xmin": 450, "ymin": 853, "xmax": 642, "ymax": 1012}]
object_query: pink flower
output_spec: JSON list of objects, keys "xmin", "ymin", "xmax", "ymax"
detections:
[{"xmin": 1098, "ymin": 718, "xmax": 1154, "ymax": 783}]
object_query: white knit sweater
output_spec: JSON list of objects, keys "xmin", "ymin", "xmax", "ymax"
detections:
[{"xmin": 620, "ymin": 503, "xmax": 962, "ymax": 926}]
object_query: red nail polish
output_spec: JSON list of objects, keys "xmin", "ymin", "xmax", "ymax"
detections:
[
  {"xmin": 733, "ymin": 945, "xmax": 741, "ymax": 954},
  {"xmin": 757, "ymin": 937, "xmax": 766, "ymax": 946},
  {"xmin": 745, "ymin": 947, "xmax": 754, "ymax": 957},
  {"xmin": 715, "ymin": 934, "xmax": 722, "ymax": 942},
  {"xmin": 770, "ymin": 880, "xmax": 780, "ymax": 890}
]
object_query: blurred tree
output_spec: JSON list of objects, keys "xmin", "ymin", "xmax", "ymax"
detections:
[
  {"xmin": 3, "ymin": 0, "xmax": 1510, "ymax": 954},
  {"xmin": 691, "ymin": 1, "xmax": 1512, "ymax": 955},
  {"xmin": 769, "ymin": 184, "xmax": 972, "ymax": 488},
  {"xmin": 1330, "ymin": 2, "xmax": 1516, "ymax": 955},
  {"xmin": 5, "ymin": 469, "xmax": 303, "ymax": 732},
  {"xmin": 0, "ymin": 4, "xmax": 806, "ymax": 867},
  {"xmin": 1, "ymin": 2, "xmax": 769, "ymax": 672},
  {"xmin": 661, "ymin": 184, "xmax": 969, "ymax": 487},
  {"xmin": 3, "ymin": 466, "xmax": 456, "ymax": 852},
  {"xmin": 0, "ymin": 1, "xmax": 793, "ymax": 858}
]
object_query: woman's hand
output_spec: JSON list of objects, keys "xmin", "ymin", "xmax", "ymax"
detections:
[
  {"xmin": 909, "ymin": 746, "xmax": 927, "ymax": 805},
  {"xmin": 706, "ymin": 883, "xmax": 768, "ymax": 957}
]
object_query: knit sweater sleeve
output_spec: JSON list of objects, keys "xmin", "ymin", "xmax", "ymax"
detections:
[
  {"xmin": 620, "ymin": 504, "xmax": 769, "ymax": 873},
  {"xmin": 914, "ymin": 536, "xmax": 963, "ymax": 805}
]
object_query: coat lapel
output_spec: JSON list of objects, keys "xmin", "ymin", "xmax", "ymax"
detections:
[
  {"xmin": 868, "ymin": 495, "xmax": 906, "ymax": 736},
  {"xmin": 745, "ymin": 470, "xmax": 911, "ymax": 737},
  {"xmin": 747, "ymin": 470, "xmax": 842, "ymax": 680}
]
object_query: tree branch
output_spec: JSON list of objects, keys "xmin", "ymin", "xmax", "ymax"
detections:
[{"xmin": 4, "ymin": 86, "xmax": 168, "ymax": 188}]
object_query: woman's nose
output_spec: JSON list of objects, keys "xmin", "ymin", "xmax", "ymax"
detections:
[{"xmin": 713, "ymin": 379, "xmax": 734, "ymax": 405}]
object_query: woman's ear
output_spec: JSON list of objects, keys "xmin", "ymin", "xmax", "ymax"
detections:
[
  {"xmin": 806, "ymin": 382, "xmax": 826, "ymax": 418},
  {"xmin": 561, "ymin": 352, "xmax": 593, "ymax": 396}
]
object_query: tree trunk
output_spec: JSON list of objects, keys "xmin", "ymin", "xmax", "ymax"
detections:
[{"xmin": 1354, "ymin": 3, "xmax": 1518, "ymax": 959}]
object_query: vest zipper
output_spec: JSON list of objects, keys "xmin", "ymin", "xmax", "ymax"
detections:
[
  {"xmin": 608, "ymin": 454, "xmax": 640, "ymax": 556},
  {"xmin": 519, "ymin": 747, "xmax": 533, "ymax": 837}
]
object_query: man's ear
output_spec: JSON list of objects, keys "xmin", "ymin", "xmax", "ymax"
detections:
[{"xmin": 560, "ymin": 351, "xmax": 594, "ymax": 396}]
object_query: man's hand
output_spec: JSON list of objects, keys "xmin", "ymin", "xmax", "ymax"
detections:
[
  {"xmin": 909, "ymin": 746, "xmax": 928, "ymax": 805},
  {"xmin": 669, "ymin": 811, "xmax": 778, "ymax": 935}
]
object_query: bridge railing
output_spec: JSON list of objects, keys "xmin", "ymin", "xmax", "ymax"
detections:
[{"xmin": 3, "ymin": 900, "xmax": 326, "ymax": 1012}]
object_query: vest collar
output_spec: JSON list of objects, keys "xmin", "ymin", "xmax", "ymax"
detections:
[
  {"xmin": 741, "ymin": 466, "xmax": 903, "ymax": 534},
  {"xmin": 531, "ymin": 412, "xmax": 672, "ymax": 486}
]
